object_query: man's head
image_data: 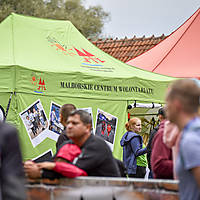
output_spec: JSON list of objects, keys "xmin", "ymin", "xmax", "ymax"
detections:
[
  {"xmin": 66, "ymin": 110, "xmax": 92, "ymax": 146},
  {"xmin": 60, "ymin": 104, "xmax": 76, "ymax": 126},
  {"xmin": 166, "ymin": 79, "xmax": 200, "ymax": 124},
  {"xmin": 157, "ymin": 107, "xmax": 166, "ymax": 122}
]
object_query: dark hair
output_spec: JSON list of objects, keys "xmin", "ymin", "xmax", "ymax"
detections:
[
  {"xmin": 60, "ymin": 104, "xmax": 76, "ymax": 121},
  {"xmin": 168, "ymin": 79, "xmax": 200, "ymax": 114},
  {"xmin": 157, "ymin": 107, "xmax": 166, "ymax": 118},
  {"xmin": 69, "ymin": 110, "xmax": 92, "ymax": 126}
]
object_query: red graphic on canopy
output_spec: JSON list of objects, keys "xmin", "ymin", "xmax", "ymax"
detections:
[
  {"xmin": 32, "ymin": 76, "xmax": 37, "ymax": 85},
  {"xmin": 51, "ymin": 43, "xmax": 76, "ymax": 56},
  {"xmin": 48, "ymin": 36, "xmax": 105, "ymax": 64},
  {"xmin": 74, "ymin": 48, "xmax": 87, "ymax": 56},
  {"xmin": 82, "ymin": 49, "xmax": 94, "ymax": 57},
  {"xmin": 31, "ymin": 76, "xmax": 47, "ymax": 93},
  {"xmin": 37, "ymin": 78, "xmax": 46, "ymax": 91},
  {"xmin": 74, "ymin": 48, "xmax": 105, "ymax": 64}
]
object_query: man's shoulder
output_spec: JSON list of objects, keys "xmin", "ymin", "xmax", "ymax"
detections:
[
  {"xmin": 85, "ymin": 134, "xmax": 110, "ymax": 151},
  {"xmin": 183, "ymin": 118, "xmax": 200, "ymax": 142},
  {"xmin": 87, "ymin": 134, "xmax": 107, "ymax": 145},
  {"xmin": 182, "ymin": 130, "xmax": 200, "ymax": 146},
  {"xmin": 186, "ymin": 117, "xmax": 200, "ymax": 131},
  {"xmin": 58, "ymin": 132, "xmax": 68, "ymax": 140}
]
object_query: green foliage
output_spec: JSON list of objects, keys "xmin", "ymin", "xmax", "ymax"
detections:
[{"xmin": 0, "ymin": 0, "xmax": 110, "ymax": 38}]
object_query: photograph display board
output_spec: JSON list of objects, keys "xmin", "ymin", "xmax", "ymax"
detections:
[
  {"xmin": 48, "ymin": 102, "xmax": 64, "ymax": 135},
  {"xmin": 78, "ymin": 107, "xmax": 94, "ymax": 134},
  {"xmin": 20, "ymin": 100, "xmax": 61, "ymax": 147},
  {"xmin": 95, "ymin": 109, "xmax": 118, "ymax": 151}
]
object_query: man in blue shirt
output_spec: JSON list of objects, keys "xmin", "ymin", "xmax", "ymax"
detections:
[{"xmin": 165, "ymin": 79, "xmax": 200, "ymax": 200}]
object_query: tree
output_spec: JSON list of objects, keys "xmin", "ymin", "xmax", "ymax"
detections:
[{"xmin": 0, "ymin": 0, "xmax": 110, "ymax": 38}]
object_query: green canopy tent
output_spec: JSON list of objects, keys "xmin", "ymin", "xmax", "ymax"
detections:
[{"xmin": 0, "ymin": 13, "xmax": 176, "ymax": 160}]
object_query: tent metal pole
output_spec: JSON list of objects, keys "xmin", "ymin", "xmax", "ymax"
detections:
[
  {"xmin": 5, "ymin": 92, "xmax": 14, "ymax": 121},
  {"xmin": 129, "ymin": 113, "xmax": 158, "ymax": 116}
]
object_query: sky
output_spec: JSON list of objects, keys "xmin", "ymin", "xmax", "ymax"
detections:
[{"xmin": 84, "ymin": 0, "xmax": 199, "ymax": 39}]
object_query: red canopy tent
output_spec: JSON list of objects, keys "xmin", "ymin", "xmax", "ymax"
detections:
[{"xmin": 126, "ymin": 8, "xmax": 200, "ymax": 78}]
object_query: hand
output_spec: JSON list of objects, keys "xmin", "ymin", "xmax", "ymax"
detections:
[
  {"xmin": 37, "ymin": 162, "xmax": 56, "ymax": 170},
  {"xmin": 163, "ymin": 121, "xmax": 179, "ymax": 148},
  {"xmin": 24, "ymin": 161, "xmax": 41, "ymax": 179},
  {"xmin": 24, "ymin": 160, "xmax": 35, "ymax": 167}
]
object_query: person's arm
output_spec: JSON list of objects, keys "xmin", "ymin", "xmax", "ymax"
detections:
[
  {"xmin": 24, "ymin": 160, "xmax": 63, "ymax": 179},
  {"xmin": 74, "ymin": 137, "xmax": 109, "ymax": 172},
  {"xmin": 130, "ymin": 137, "xmax": 147, "ymax": 157},
  {"xmin": 38, "ymin": 143, "xmax": 86, "ymax": 178},
  {"xmin": 135, "ymin": 146, "xmax": 147, "ymax": 156},
  {"xmin": 37, "ymin": 162, "xmax": 55, "ymax": 170},
  {"xmin": 151, "ymin": 132, "xmax": 173, "ymax": 179},
  {"xmin": 192, "ymin": 167, "xmax": 200, "ymax": 189},
  {"xmin": 37, "ymin": 161, "xmax": 87, "ymax": 178},
  {"xmin": 53, "ymin": 162, "xmax": 87, "ymax": 177}
]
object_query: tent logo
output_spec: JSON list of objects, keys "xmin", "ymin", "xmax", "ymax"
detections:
[
  {"xmin": 51, "ymin": 43, "xmax": 76, "ymax": 56},
  {"xmin": 31, "ymin": 76, "xmax": 47, "ymax": 94},
  {"xmin": 47, "ymin": 36, "xmax": 107, "ymax": 69},
  {"xmin": 74, "ymin": 48, "xmax": 105, "ymax": 67}
]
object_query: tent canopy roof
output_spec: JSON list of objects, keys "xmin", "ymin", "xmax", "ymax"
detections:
[
  {"xmin": 127, "ymin": 8, "xmax": 200, "ymax": 78},
  {"xmin": 0, "ymin": 13, "xmax": 175, "ymax": 81}
]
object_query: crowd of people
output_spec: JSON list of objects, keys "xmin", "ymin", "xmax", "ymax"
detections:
[{"xmin": 0, "ymin": 78, "xmax": 200, "ymax": 199}]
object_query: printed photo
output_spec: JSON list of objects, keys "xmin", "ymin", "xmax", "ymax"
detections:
[
  {"xmin": 0, "ymin": 105, "xmax": 5, "ymax": 122},
  {"xmin": 79, "ymin": 107, "xmax": 94, "ymax": 134},
  {"xmin": 20, "ymin": 100, "xmax": 48, "ymax": 147},
  {"xmin": 32, "ymin": 149, "xmax": 53, "ymax": 163},
  {"xmin": 95, "ymin": 109, "xmax": 118, "ymax": 150},
  {"xmin": 49, "ymin": 102, "xmax": 64, "ymax": 135}
]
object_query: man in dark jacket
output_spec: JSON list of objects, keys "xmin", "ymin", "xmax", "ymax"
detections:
[
  {"xmin": 25, "ymin": 110, "xmax": 120, "ymax": 178},
  {"xmin": 147, "ymin": 107, "xmax": 166, "ymax": 178},
  {"xmin": 0, "ymin": 122, "xmax": 26, "ymax": 200}
]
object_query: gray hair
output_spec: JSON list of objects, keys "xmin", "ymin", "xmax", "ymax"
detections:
[{"xmin": 69, "ymin": 110, "xmax": 92, "ymax": 126}]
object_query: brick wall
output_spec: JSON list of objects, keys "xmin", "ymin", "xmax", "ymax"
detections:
[{"xmin": 26, "ymin": 177, "xmax": 179, "ymax": 200}]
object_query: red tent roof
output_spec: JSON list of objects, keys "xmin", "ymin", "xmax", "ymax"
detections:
[{"xmin": 126, "ymin": 8, "xmax": 200, "ymax": 78}]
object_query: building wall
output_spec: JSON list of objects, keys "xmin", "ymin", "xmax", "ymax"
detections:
[{"xmin": 26, "ymin": 177, "xmax": 179, "ymax": 200}]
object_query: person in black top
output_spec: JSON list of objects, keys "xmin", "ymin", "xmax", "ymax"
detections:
[
  {"xmin": 24, "ymin": 110, "xmax": 120, "ymax": 178},
  {"xmin": 56, "ymin": 104, "xmax": 76, "ymax": 151},
  {"xmin": 0, "ymin": 122, "xmax": 26, "ymax": 200}
]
